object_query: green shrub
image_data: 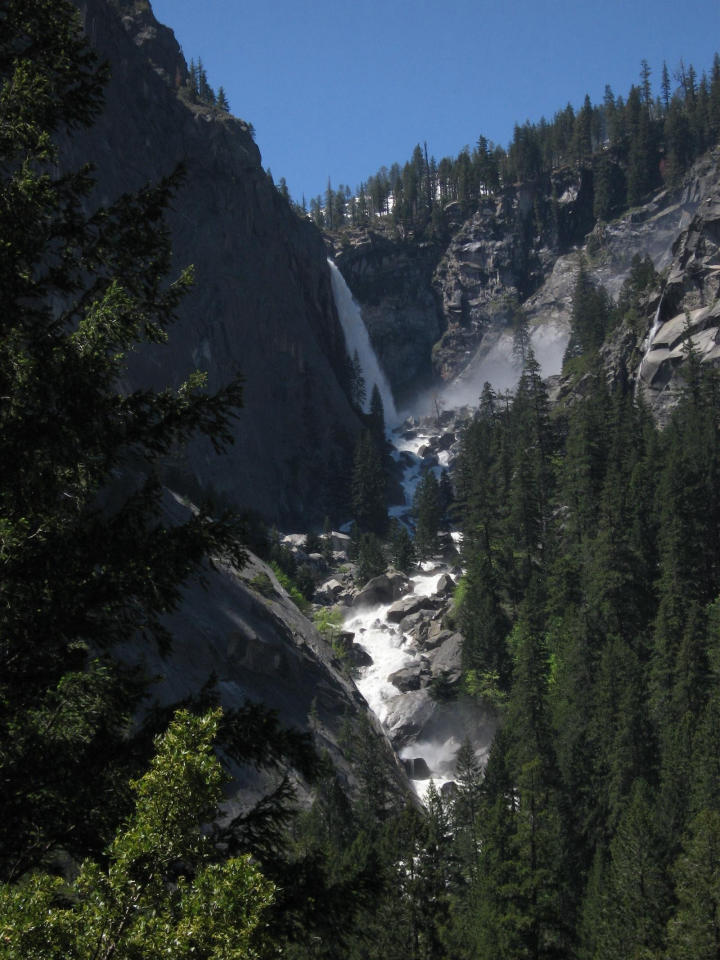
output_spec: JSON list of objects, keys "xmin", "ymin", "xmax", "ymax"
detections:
[
  {"xmin": 313, "ymin": 607, "xmax": 344, "ymax": 641},
  {"xmin": 250, "ymin": 571, "xmax": 277, "ymax": 599},
  {"xmin": 271, "ymin": 563, "xmax": 310, "ymax": 613}
]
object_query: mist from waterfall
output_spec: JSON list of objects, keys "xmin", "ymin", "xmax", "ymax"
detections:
[
  {"xmin": 328, "ymin": 260, "xmax": 399, "ymax": 425},
  {"xmin": 405, "ymin": 320, "xmax": 570, "ymax": 418}
]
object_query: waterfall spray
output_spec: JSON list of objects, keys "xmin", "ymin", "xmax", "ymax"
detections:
[{"xmin": 328, "ymin": 259, "xmax": 399, "ymax": 425}]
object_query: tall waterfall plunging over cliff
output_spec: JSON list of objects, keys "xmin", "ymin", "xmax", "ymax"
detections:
[{"xmin": 328, "ymin": 260, "xmax": 399, "ymax": 425}]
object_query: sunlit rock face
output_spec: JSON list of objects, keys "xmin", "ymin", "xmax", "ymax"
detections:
[
  {"xmin": 632, "ymin": 182, "xmax": 720, "ymax": 420},
  {"xmin": 69, "ymin": 0, "xmax": 359, "ymax": 527},
  {"xmin": 115, "ymin": 493, "xmax": 411, "ymax": 810},
  {"xmin": 333, "ymin": 150, "xmax": 720, "ymax": 423}
]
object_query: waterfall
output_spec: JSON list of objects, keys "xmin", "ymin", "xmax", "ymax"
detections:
[
  {"xmin": 637, "ymin": 296, "xmax": 665, "ymax": 388},
  {"xmin": 328, "ymin": 259, "xmax": 399, "ymax": 425}
]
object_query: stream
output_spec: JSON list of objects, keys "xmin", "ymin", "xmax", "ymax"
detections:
[{"xmin": 328, "ymin": 260, "xmax": 568, "ymax": 800}]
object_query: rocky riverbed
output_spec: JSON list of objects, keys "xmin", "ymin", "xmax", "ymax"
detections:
[{"xmin": 285, "ymin": 411, "xmax": 497, "ymax": 800}]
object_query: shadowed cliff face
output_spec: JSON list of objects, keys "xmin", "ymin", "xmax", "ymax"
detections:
[
  {"xmin": 332, "ymin": 230, "xmax": 449, "ymax": 407},
  {"xmin": 68, "ymin": 0, "xmax": 359, "ymax": 526}
]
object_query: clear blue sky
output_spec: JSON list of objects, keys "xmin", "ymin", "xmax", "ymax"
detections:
[{"xmin": 150, "ymin": 0, "xmax": 720, "ymax": 204}]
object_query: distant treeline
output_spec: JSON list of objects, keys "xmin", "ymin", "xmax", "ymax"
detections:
[{"xmin": 300, "ymin": 55, "xmax": 720, "ymax": 231}]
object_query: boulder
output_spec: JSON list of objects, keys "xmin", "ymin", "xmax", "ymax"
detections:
[
  {"xmin": 435, "ymin": 432, "xmax": 456, "ymax": 452},
  {"xmin": 281, "ymin": 533, "xmax": 307, "ymax": 550},
  {"xmin": 398, "ymin": 608, "xmax": 435, "ymax": 638},
  {"xmin": 435, "ymin": 573, "xmax": 456, "ymax": 596},
  {"xmin": 350, "ymin": 646, "xmax": 373, "ymax": 668},
  {"xmin": 388, "ymin": 663, "xmax": 427, "ymax": 692},
  {"xmin": 353, "ymin": 570, "xmax": 412, "ymax": 607},
  {"xmin": 430, "ymin": 632, "xmax": 464, "ymax": 684},
  {"xmin": 387, "ymin": 594, "xmax": 435, "ymax": 623},
  {"xmin": 335, "ymin": 632, "xmax": 373, "ymax": 668},
  {"xmin": 315, "ymin": 578, "xmax": 345, "ymax": 603},
  {"xmin": 329, "ymin": 531, "xmax": 351, "ymax": 555},
  {"xmin": 421, "ymin": 626, "xmax": 454, "ymax": 651}
]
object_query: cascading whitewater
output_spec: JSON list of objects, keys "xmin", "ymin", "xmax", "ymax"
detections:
[
  {"xmin": 636, "ymin": 296, "xmax": 665, "ymax": 394},
  {"xmin": 328, "ymin": 259, "xmax": 399, "ymax": 425}
]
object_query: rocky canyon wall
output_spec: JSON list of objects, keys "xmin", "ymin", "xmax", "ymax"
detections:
[{"xmin": 70, "ymin": 0, "xmax": 359, "ymax": 527}]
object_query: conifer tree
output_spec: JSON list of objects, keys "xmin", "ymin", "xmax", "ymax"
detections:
[
  {"xmin": 368, "ymin": 383, "xmax": 386, "ymax": 441},
  {"xmin": 666, "ymin": 808, "xmax": 720, "ymax": 960},
  {"xmin": 351, "ymin": 431, "xmax": 387, "ymax": 535},
  {"xmin": 389, "ymin": 518, "xmax": 416, "ymax": 573},
  {"xmin": 0, "ymin": 0, "xmax": 244, "ymax": 877},
  {"xmin": 216, "ymin": 85, "xmax": 230, "ymax": 111},
  {"xmin": 413, "ymin": 469, "xmax": 443, "ymax": 559},
  {"xmin": 350, "ymin": 350, "xmax": 367, "ymax": 410}
]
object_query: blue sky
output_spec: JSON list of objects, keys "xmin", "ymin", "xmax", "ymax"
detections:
[{"xmin": 150, "ymin": 0, "xmax": 720, "ymax": 204}]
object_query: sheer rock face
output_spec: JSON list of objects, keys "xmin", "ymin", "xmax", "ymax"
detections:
[
  {"xmin": 333, "ymin": 153, "xmax": 720, "ymax": 418},
  {"xmin": 636, "ymin": 174, "xmax": 720, "ymax": 422},
  {"xmin": 70, "ymin": 0, "xmax": 359, "ymax": 526},
  {"xmin": 331, "ymin": 169, "xmax": 593, "ymax": 391}
]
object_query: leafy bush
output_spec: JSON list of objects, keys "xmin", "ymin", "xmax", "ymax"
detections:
[
  {"xmin": 250, "ymin": 571, "xmax": 277, "ymax": 599},
  {"xmin": 271, "ymin": 563, "xmax": 310, "ymax": 613},
  {"xmin": 0, "ymin": 711, "xmax": 274, "ymax": 958},
  {"xmin": 313, "ymin": 607, "xmax": 344, "ymax": 641}
]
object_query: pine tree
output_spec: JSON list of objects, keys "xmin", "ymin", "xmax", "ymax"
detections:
[
  {"xmin": 414, "ymin": 469, "xmax": 443, "ymax": 559},
  {"xmin": 661, "ymin": 60, "xmax": 672, "ymax": 110},
  {"xmin": 389, "ymin": 518, "xmax": 416, "ymax": 573},
  {"xmin": 188, "ymin": 58, "xmax": 199, "ymax": 100},
  {"xmin": 667, "ymin": 809, "xmax": 720, "ymax": 959},
  {"xmin": 350, "ymin": 349, "xmax": 367, "ymax": 410},
  {"xmin": 0, "ymin": 0, "xmax": 244, "ymax": 878},
  {"xmin": 595, "ymin": 780, "xmax": 671, "ymax": 959},
  {"xmin": 351, "ymin": 431, "xmax": 387, "ymax": 535},
  {"xmin": 216, "ymin": 85, "xmax": 230, "ymax": 111},
  {"xmin": 368, "ymin": 383, "xmax": 386, "ymax": 441},
  {"xmin": 451, "ymin": 739, "xmax": 483, "ymax": 883},
  {"xmin": 356, "ymin": 532, "xmax": 386, "ymax": 584},
  {"xmin": 196, "ymin": 57, "xmax": 213, "ymax": 103}
]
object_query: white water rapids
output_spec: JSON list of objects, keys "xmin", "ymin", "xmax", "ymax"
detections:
[
  {"xmin": 636, "ymin": 298, "xmax": 664, "ymax": 388},
  {"xmin": 326, "ymin": 267, "xmax": 563, "ymax": 800}
]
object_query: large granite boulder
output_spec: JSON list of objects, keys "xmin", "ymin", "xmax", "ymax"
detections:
[
  {"xmin": 402, "ymin": 757, "xmax": 432, "ymax": 780},
  {"xmin": 353, "ymin": 569, "xmax": 412, "ymax": 607},
  {"xmin": 430, "ymin": 633, "xmax": 464, "ymax": 685},
  {"xmin": 388, "ymin": 662, "xmax": 429, "ymax": 692},
  {"xmin": 387, "ymin": 594, "xmax": 436, "ymax": 623}
]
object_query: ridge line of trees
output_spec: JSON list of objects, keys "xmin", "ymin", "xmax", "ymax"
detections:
[{"xmin": 307, "ymin": 53, "xmax": 720, "ymax": 232}]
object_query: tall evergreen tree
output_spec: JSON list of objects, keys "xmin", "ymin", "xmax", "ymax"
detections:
[
  {"xmin": 0, "ymin": 0, "xmax": 244, "ymax": 878},
  {"xmin": 414, "ymin": 470, "xmax": 443, "ymax": 559},
  {"xmin": 216, "ymin": 85, "xmax": 230, "ymax": 111},
  {"xmin": 351, "ymin": 431, "xmax": 387, "ymax": 535}
]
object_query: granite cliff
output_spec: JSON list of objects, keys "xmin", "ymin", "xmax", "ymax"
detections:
[
  {"xmin": 333, "ymin": 152, "xmax": 720, "ymax": 419},
  {"xmin": 70, "ymin": 0, "xmax": 359, "ymax": 528},
  {"xmin": 60, "ymin": 0, "xmax": 416, "ymax": 808}
]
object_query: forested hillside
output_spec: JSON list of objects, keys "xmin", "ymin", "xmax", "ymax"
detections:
[
  {"xmin": 4, "ymin": 0, "xmax": 720, "ymax": 957},
  {"xmin": 314, "ymin": 55, "xmax": 720, "ymax": 234}
]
